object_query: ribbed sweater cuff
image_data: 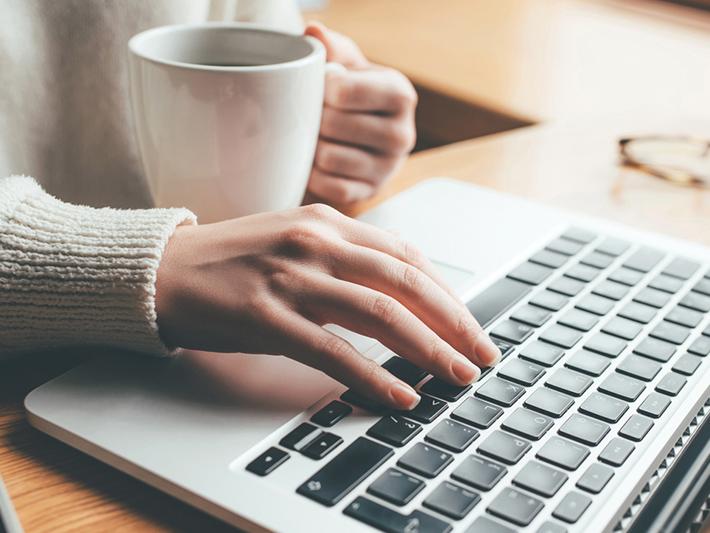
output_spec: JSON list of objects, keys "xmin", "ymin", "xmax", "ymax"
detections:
[{"xmin": 0, "ymin": 176, "xmax": 196, "ymax": 357}]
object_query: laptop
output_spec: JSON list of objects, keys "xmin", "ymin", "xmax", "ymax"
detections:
[{"xmin": 25, "ymin": 178, "xmax": 710, "ymax": 532}]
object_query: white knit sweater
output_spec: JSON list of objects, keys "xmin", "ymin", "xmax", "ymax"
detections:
[
  {"xmin": 0, "ymin": 176, "xmax": 195, "ymax": 356},
  {"xmin": 0, "ymin": 1, "xmax": 301, "ymax": 358}
]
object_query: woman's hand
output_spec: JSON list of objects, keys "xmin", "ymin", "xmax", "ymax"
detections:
[
  {"xmin": 304, "ymin": 22, "xmax": 417, "ymax": 205},
  {"xmin": 155, "ymin": 204, "xmax": 500, "ymax": 410}
]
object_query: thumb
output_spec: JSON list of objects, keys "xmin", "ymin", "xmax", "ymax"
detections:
[{"xmin": 304, "ymin": 21, "xmax": 369, "ymax": 69}]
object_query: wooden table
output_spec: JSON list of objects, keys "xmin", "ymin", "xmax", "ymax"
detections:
[{"xmin": 2, "ymin": 117, "xmax": 710, "ymax": 531}]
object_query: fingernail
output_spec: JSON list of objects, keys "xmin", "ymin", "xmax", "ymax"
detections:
[
  {"xmin": 452, "ymin": 358, "xmax": 478, "ymax": 384},
  {"xmin": 390, "ymin": 382, "xmax": 420, "ymax": 410},
  {"xmin": 479, "ymin": 336, "xmax": 502, "ymax": 366}
]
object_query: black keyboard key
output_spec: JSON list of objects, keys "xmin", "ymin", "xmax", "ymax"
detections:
[
  {"xmin": 618, "ymin": 414, "xmax": 653, "ymax": 442},
  {"xmin": 478, "ymin": 430, "xmax": 531, "ymax": 464},
  {"xmin": 540, "ymin": 324, "xmax": 583, "ymax": 349},
  {"xmin": 513, "ymin": 460, "xmax": 568, "ymax": 497},
  {"xmin": 547, "ymin": 237, "xmax": 584, "ymax": 256},
  {"xmin": 559, "ymin": 414, "xmax": 610, "ymax": 446},
  {"xmin": 367, "ymin": 468, "xmax": 424, "ymax": 506},
  {"xmin": 558, "ymin": 309, "xmax": 599, "ymax": 331},
  {"xmin": 246, "ymin": 447, "xmax": 289, "ymax": 476},
  {"xmin": 688, "ymin": 336, "xmax": 710, "ymax": 356},
  {"xmin": 452, "ymin": 397, "xmax": 503, "ymax": 429},
  {"xmin": 634, "ymin": 288, "xmax": 671, "ymax": 309},
  {"xmin": 681, "ymin": 292, "xmax": 710, "ymax": 312},
  {"xmin": 576, "ymin": 294, "xmax": 615, "ymax": 316},
  {"xmin": 599, "ymin": 373, "xmax": 645, "ymax": 402},
  {"xmin": 344, "ymin": 497, "xmax": 452, "ymax": 533},
  {"xmin": 546, "ymin": 368, "xmax": 592, "ymax": 397},
  {"xmin": 498, "ymin": 358, "xmax": 545, "ymax": 386},
  {"xmin": 633, "ymin": 337, "xmax": 676, "ymax": 362},
  {"xmin": 382, "ymin": 356, "xmax": 427, "ymax": 386},
  {"xmin": 280, "ymin": 422, "xmax": 319, "ymax": 450},
  {"xmin": 616, "ymin": 355, "xmax": 661, "ymax": 382},
  {"xmin": 577, "ymin": 463, "xmax": 614, "ymax": 494},
  {"xmin": 548, "ymin": 277, "xmax": 585, "ymax": 297},
  {"xmin": 530, "ymin": 291, "xmax": 568, "ymax": 311},
  {"xmin": 608, "ymin": 267, "xmax": 644, "ymax": 286},
  {"xmin": 491, "ymin": 319, "xmax": 535, "ymax": 344},
  {"xmin": 673, "ymin": 353, "xmax": 702, "ymax": 375},
  {"xmin": 367, "ymin": 416, "xmax": 422, "ymax": 447},
  {"xmin": 655, "ymin": 372, "xmax": 686, "ymax": 396},
  {"xmin": 397, "ymin": 442, "xmax": 453, "ymax": 478},
  {"xmin": 565, "ymin": 350, "xmax": 610, "ymax": 376},
  {"xmin": 601, "ymin": 316, "xmax": 643, "ymax": 340},
  {"xmin": 466, "ymin": 277, "xmax": 532, "ymax": 328},
  {"xmin": 420, "ymin": 377, "xmax": 471, "ymax": 401},
  {"xmin": 581, "ymin": 251, "xmax": 613, "ymax": 269},
  {"xmin": 663, "ymin": 257, "xmax": 699, "ymax": 280},
  {"xmin": 565, "ymin": 264, "xmax": 601, "ymax": 283},
  {"xmin": 524, "ymin": 387, "xmax": 574, "ymax": 418},
  {"xmin": 537, "ymin": 436, "xmax": 590, "ymax": 470},
  {"xmin": 502, "ymin": 408, "xmax": 553, "ymax": 440},
  {"xmin": 488, "ymin": 487, "xmax": 544, "ymax": 526},
  {"xmin": 592, "ymin": 280, "xmax": 629, "ymax": 301},
  {"xmin": 649, "ymin": 274, "xmax": 684, "ymax": 294},
  {"xmin": 624, "ymin": 247, "xmax": 664, "ymax": 273},
  {"xmin": 562, "ymin": 228, "xmax": 597, "ymax": 244},
  {"xmin": 311, "ymin": 401, "xmax": 352, "ymax": 427},
  {"xmin": 466, "ymin": 517, "xmax": 515, "ymax": 533},
  {"xmin": 398, "ymin": 394, "xmax": 447, "ymax": 423},
  {"xmin": 341, "ymin": 389, "xmax": 386, "ymax": 412},
  {"xmin": 301, "ymin": 432, "xmax": 343, "ymax": 459},
  {"xmin": 650, "ymin": 321, "xmax": 690, "ymax": 345},
  {"xmin": 530, "ymin": 249, "xmax": 569, "ymax": 269},
  {"xmin": 596, "ymin": 238, "xmax": 630, "ymax": 257},
  {"xmin": 452, "ymin": 455, "xmax": 507, "ymax": 491},
  {"xmin": 426, "ymin": 418, "xmax": 479, "ymax": 452},
  {"xmin": 475, "ymin": 377, "xmax": 525, "ymax": 407},
  {"xmin": 553, "ymin": 492, "xmax": 592, "ymax": 523},
  {"xmin": 423, "ymin": 481, "xmax": 480, "ymax": 520},
  {"xmin": 618, "ymin": 301, "xmax": 656, "ymax": 324},
  {"xmin": 492, "ymin": 337, "xmax": 515, "ymax": 358},
  {"xmin": 297, "ymin": 437, "xmax": 393, "ymax": 506},
  {"xmin": 584, "ymin": 333, "xmax": 627, "ymax": 358},
  {"xmin": 511, "ymin": 304, "xmax": 552, "ymax": 327},
  {"xmin": 508, "ymin": 262, "xmax": 554, "ymax": 285},
  {"xmin": 637, "ymin": 393, "xmax": 671, "ymax": 418},
  {"xmin": 579, "ymin": 392, "xmax": 628, "ymax": 423},
  {"xmin": 693, "ymin": 278, "xmax": 710, "ymax": 296},
  {"xmin": 520, "ymin": 341, "xmax": 565, "ymax": 367},
  {"xmin": 599, "ymin": 437, "xmax": 634, "ymax": 466}
]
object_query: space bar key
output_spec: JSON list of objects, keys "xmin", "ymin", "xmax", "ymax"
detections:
[
  {"xmin": 466, "ymin": 277, "xmax": 532, "ymax": 328},
  {"xmin": 296, "ymin": 437, "xmax": 393, "ymax": 506}
]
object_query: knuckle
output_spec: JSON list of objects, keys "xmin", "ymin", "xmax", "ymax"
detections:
[
  {"xmin": 383, "ymin": 121, "xmax": 416, "ymax": 153},
  {"xmin": 454, "ymin": 312, "xmax": 472, "ymax": 340},
  {"xmin": 316, "ymin": 144, "xmax": 338, "ymax": 173},
  {"xmin": 427, "ymin": 336, "xmax": 449, "ymax": 367},
  {"xmin": 315, "ymin": 334, "xmax": 351, "ymax": 361},
  {"xmin": 401, "ymin": 240, "xmax": 426, "ymax": 268},
  {"xmin": 280, "ymin": 221, "xmax": 321, "ymax": 252},
  {"xmin": 367, "ymin": 293, "xmax": 398, "ymax": 324},
  {"xmin": 401, "ymin": 263, "xmax": 425, "ymax": 294},
  {"xmin": 301, "ymin": 202, "xmax": 338, "ymax": 221}
]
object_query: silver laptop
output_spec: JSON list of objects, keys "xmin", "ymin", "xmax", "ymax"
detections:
[{"xmin": 25, "ymin": 178, "xmax": 710, "ymax": 532}]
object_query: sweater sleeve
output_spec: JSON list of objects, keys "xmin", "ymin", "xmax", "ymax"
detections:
[{"xmin": 0, "ymin": 176, "xmax": 196, "ymax": 357}]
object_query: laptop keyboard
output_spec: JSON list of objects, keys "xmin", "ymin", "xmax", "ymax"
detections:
[{"xmin": 244, "ymin": 228, "xmax": 710, "ymax": 532}]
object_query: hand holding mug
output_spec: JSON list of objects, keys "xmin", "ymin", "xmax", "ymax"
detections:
[{"xmin": 305, "ymin": 22, "xmax": 418, "ymax": 205}]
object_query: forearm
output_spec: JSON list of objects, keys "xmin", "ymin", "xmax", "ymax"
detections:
[{"xmin": 0, "ymin": 176, "xmax": 195, "ymax": 357}]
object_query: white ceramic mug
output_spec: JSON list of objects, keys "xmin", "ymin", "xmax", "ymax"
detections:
[{"xmin": 128, "ymin": 23, "xmax": 328, "ymax": 222}]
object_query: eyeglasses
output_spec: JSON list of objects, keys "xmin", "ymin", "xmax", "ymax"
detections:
[{"xmin": 618, "ymin": 136, "xmax": 710, "ymax": 188}]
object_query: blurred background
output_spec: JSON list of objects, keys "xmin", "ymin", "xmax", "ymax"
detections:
[{"xmin": 298, "ymin": 0, "xmax": 710, "ymax": 151}]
